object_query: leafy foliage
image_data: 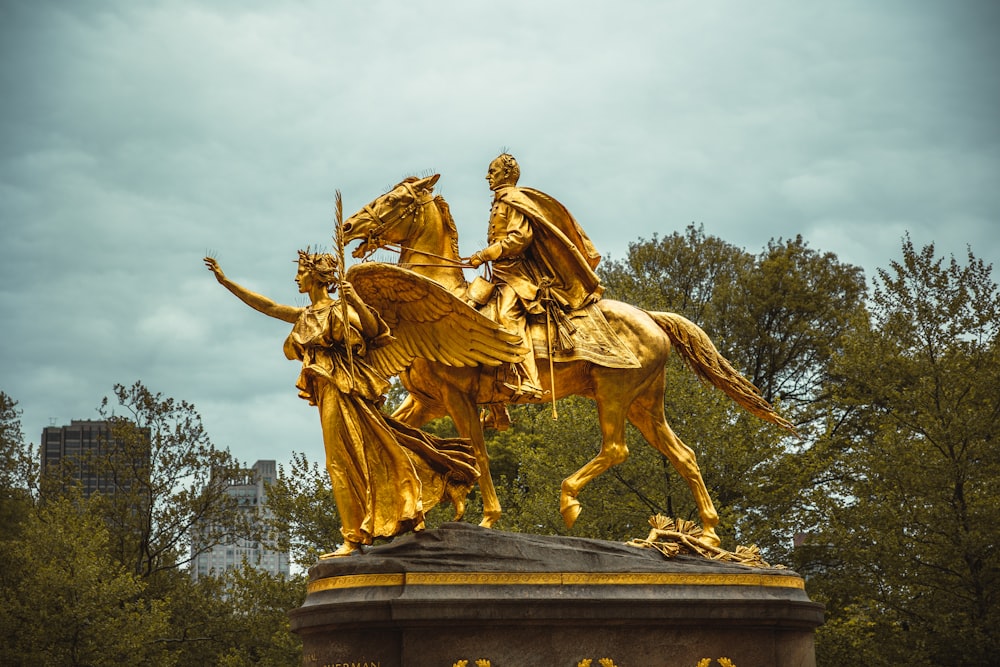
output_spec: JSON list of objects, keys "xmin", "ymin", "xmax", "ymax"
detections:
[
  {"xmin": 0, "ymin": 383, "xmax": 306, "ymax": 666},
  {"xmin": 264, "ymin": 451, "xmax": 341, "ymax": 568},
  {"xmin": 1, "ymin": 230, "xmax": 996, "ymax": 665},
  {"xmin": 0, "ymin": 392, "xmax": 34, "ymax": 543},
  {"xmin": 216, "ymin": 566, "xmax": 305, "ymax": 667},
  {"xmin": 88, "ymin": 381, "xmax": 254, "ymax": 579},
  {"xmin": 809, "ymin": 238, "xmax": 1000, "ymax": 665},
  {"xmin": 594, "ymin": 226, "xmax": 867, "ymax": 562},
  {"xmin": 712, "ymin": 235, "xmax": 867, "ymax": 413},
  {"xmin": 0, "ymin": 493, "xmax": 171, "ymax": 666}
]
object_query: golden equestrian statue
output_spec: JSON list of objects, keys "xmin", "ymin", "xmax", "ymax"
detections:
[
  {"xmin": 341, "ymin": 163, "xmax": 797, "ymax": 548},
  {"xmin": 205, "ymin": 251, "xmax": 525, "ymax": 556}
]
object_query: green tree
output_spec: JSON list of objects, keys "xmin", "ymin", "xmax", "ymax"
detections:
[
  {"xmin": 713, "ymin": 235, "xmax": 867, "ymax": 414},
  {"xmin": 1, "ymin": 386, "xmax": 308, "ymax": 665},
  {"xmin": 600, "ymin": 224, "xmax": 750, "ymax": 321},
  {"xmin": 143, "ymin": 566, "xmax": 303, "ymax": 667},
  {"xmin": 0, "ymin": 493, "xmax": 172, "ymax": 666},
  {"xmin": 810, "ymin": 238, "xmax": 1000, "ymax": 666},
  {"xmin": 0, "ymin": 392, "xmax": 33, "ymax": 541},
  {"xmin": 92, "ymin": 381, "xmax": 252, "ymax": 580},
  {"xmin": 589, "ymin": 228, "xmax": 867, "ymax": 560},
  {"xmin": 217, "ymin": 565, "xmax": 305, "ymax": 667},
  {"xmin": 264, "ymin": 452, "xmax": 341, "ymax": 568},
  {"xmin": 0, "ymin": 392, "xmax": 27, "ymax": 489}
]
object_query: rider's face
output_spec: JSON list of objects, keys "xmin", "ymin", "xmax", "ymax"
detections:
[{"xmin": 486, "ymin": 162, "xmax": 505, "ymax": 190}]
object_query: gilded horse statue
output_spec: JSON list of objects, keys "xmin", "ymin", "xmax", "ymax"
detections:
[{"xmin": 342, "ymin": 174, "xmax": 796, "ymax": 546}]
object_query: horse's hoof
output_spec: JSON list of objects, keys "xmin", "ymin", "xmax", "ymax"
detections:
[
  {"xmin": 479, "ymin": 510, "xmax": 501, "ymax": 528},
  {"xmin": 447, "ymin": 484, "xmax": 468, "ymax": 521},
  {"xmin": 701, "ymin": 526, "xmax": 721, "ymax": 548},
  {"xmin": 560, "ymin": 494, "xmax": 581, "ymax": 528}
]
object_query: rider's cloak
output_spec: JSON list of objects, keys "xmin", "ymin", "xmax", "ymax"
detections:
[{"xmin": 493, "ymin": 185, "xmax": 604, "ymax": 310}]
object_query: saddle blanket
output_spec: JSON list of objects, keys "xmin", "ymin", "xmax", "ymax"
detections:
[{"xmin": 527, "ymin": 302, "xmax": 641, "ymax": 369}]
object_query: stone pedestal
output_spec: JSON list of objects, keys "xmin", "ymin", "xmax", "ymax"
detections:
[{"xmin": 289, "ymin": 523, "xmax": 823, "ymax": 667}]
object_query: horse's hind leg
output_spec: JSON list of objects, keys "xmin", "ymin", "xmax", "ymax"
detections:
[
  {"xmin": 626, "ymin": 379, "xmax": 721, "ymax": 547},
  {"xmin": 559, "ymin": 391, "xmax": 631, "ymax": 529}
]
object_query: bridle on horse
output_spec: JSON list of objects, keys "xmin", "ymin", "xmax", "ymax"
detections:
[{"xmin": 356, "ymin": 182, "xmax": 473, "ymax": 269}]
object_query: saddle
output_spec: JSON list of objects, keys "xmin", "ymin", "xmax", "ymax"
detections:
[
  {"xmin": 467, "ymin": 277, "xmax": 638, "ymax": 371},
  {"xmin": 476, "ymin": 299, "xmax": 640, "ymax": 430},
  {"xmin": 526, "ymin": 301, "xmax": 640, "ymax": 369}
]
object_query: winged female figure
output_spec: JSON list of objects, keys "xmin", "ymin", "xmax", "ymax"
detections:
[{"xmin": 204, "ymin": 252, "xmax": 525, "ymax": 556}]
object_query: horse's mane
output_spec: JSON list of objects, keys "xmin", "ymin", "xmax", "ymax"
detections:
[
  {"xmin": 433, "ymin": 195, "xmax": 461, "ymax": 260},
  {"xmin": 392, "ymin": 177, "xmax": 460, "ymax": 260}
]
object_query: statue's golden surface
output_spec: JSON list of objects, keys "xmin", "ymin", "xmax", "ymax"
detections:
[
  {"xmin": 468, "ymin": 153, "xmax": 604, "ymax": 399},
  {"xmin": 205, "ymin": 252, "xmax": 524, "ymax": 556},
  {"xmin": 207, "ymin": 155, "xmax": 795, "ymax": 555},
  {"xmin": 341, "ymin": 155, "xmax": 797, "ymax": 548}
]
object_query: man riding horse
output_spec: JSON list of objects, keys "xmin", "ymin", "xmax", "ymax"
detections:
[{"xmin": 468, "ymin": 153, "xmax": 605, "ymax": 399}]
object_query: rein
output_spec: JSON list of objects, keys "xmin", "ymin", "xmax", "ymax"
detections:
[{"xmin": 377, "ymin": 242, "xmax": 475, "ymax": 269}]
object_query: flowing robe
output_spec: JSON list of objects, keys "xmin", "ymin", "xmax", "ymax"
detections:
[{"xmin": 283, "ymin": 301, "xmax": 478, "ymax": 545}]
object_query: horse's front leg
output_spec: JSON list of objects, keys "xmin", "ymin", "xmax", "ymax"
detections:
[
  {"xmin": 440, "ymin": 390, "xmax": 501, "ymax": 528},
  {"xmin": 560, "ymin": 395, "xmax": 630, "ymax": 529}
]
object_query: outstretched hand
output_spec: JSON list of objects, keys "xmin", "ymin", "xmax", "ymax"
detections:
[{"xmin": 204, "ymin": 256, "xmax": 226, "ymax": 283}]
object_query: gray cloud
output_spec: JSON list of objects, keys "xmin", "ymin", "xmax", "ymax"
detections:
[{"xmin": 2, "ymin": 1, "xmax": 997, "ymax": 467}]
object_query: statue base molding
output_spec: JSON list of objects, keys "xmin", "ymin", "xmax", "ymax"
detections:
[{"xmin": 289, "ymin": 523, "xmax": 823, "ymax": 667}]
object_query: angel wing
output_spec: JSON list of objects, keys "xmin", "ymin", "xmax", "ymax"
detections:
[{"xmin": 345, "ymin": 263, "xmax": 527, "ymax": 379}]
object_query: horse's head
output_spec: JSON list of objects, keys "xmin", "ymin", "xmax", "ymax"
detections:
[{"xmin": 343, "ymin": 174, "xmax": 441, "ymax": 259}]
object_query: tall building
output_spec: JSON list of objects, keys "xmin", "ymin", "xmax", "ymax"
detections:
[
  {"xmin": 189, "ymin": 459, "xmax": 291, "ymax": 580},
  {"xmin": 40, "ymin": 419, "xmax": 149, "ymax": 497}
]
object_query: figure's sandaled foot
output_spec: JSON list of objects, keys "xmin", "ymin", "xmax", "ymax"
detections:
[
  {"xmin": 479, "ymin": 509, "xmax": 501, "ymax": 528},
  {"xmin": 319, "ymin": 541, "xmax": 362, "ymax": 558},
  {"xmin": 560, "ymin": 492, "xmax": 581, "ymax": 528}
]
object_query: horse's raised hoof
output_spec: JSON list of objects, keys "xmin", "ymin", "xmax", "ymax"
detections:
[
  {"xmin": 560, "ymin": 493, "xmax": 581, "ymax": 528},
  {"xmin": 446, "ymin": 483, "xmax": 468, "ymax": 521},
  {"xmin": 479, "ymin": 510, "xmax": 501, "ymax": 528}
]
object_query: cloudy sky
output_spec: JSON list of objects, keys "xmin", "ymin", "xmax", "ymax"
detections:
[{"xmin": 2, "ymin": 2, "xmax": 998, "ymax": 469}]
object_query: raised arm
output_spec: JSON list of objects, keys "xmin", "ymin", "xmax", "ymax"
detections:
[{"xmin": 204, "ymin": 257, "xmax": 301, "ymax": 323}]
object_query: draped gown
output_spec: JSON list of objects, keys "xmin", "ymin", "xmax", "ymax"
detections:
[{"xmin": 283, "ymin": 300, "xmax": 479, "ymax": 546}]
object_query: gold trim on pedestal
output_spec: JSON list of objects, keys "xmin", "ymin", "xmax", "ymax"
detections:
[{"xmin": 307, "ymin": 571, "xmax": 805, "ymax": 594}]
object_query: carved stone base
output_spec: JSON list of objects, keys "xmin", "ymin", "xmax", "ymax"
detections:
[{"xmin": 289, "ymin": 523, "xmax": 823, "ymax": 667}]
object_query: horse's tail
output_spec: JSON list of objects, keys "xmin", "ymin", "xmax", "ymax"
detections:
[{"xmin": 646, "ymin": 310, "xmax": 798, "ymax": 436}]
